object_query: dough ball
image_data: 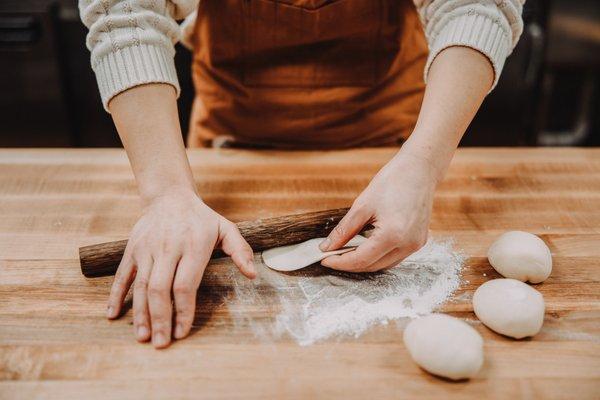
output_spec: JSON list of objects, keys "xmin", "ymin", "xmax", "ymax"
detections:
[
  {"xmin": 403, "ymin": 314, "xmax": 484, "ymax": 380},
  {"xmin": 473, "ymin": 279, "xmax": 545, "ymax": 339},
  {"xmin": 487, "ymin": 231, "xmax": 552, "ymax": 283}
]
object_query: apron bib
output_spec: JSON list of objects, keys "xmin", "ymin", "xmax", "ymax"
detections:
[{"xmin": 188, "ymin": 0, "xmax": 427, "ymax": 149}]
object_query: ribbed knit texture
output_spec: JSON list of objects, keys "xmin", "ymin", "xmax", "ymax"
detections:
[
  {"xmin": 79, "ymin": 0, "xmax": 524, "ymax": 110},
  {"xmin": 424, "ymin": 13, "xmax": 512, "ymax": 90},
  {"xmin": 417, "ymin": 0, "xmax": 524, "ymax": 90},
  {"xmin": 93, "ymin": 43, "xmax": 180, "ymax": 111}
]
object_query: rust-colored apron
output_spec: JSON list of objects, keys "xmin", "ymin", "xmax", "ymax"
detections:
[{"xmin": 188, "ymin": 0, "xmax": 427, "ymax": 149}]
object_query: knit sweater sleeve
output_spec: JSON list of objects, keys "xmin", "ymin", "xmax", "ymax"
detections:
[
  {"xmin": 414, "ymin": 0, "xmax": 525, "ymax": 90},
  {"xmin": 79, "ymin": 0, "xmax": 198, "ymax": 111}
]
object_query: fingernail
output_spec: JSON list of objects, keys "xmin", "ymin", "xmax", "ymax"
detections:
[
  {"xmin": 137, "ymin": 325, "xmax": 149, "ymax": 339},
  {"xmin": 153, "ymin": 332, "xmax": 168, "ymax": 348},
  {"xmin": 106, "ymin": 305, "xmax": 114, "ymax": 318},
  {"xmin": 319, "ymin": 238, "xmax": 331, "ymax": 251},
  {"xmin": 174, "ymin": 323, "xmax": 184, "ymax": 339}
]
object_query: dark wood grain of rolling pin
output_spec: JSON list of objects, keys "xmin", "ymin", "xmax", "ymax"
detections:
[{"xmin": 79, "ymin": 207, "xmax": 363, "ymax": 278}]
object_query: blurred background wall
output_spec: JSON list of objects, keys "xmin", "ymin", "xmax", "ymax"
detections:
[{"xmin": 0, "ymin": 0, "xmax": 598, "ymax": 147}]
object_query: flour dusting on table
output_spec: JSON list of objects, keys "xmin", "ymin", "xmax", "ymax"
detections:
[{"xmin": 226, "ymin": 238, "xmax": 465, "ymax": 346}]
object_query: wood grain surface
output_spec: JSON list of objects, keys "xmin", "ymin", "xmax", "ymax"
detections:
[{"xmin": 0, "ymin": 148, "xmax": 599, "ymax": 399}]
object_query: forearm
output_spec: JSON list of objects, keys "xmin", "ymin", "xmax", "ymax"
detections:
[
  {"xmin": 398, "ymin": 46, "xmax": 494, "ymax": 183},
  {"xmin": 109, "ymin": 84, "xmax": 196, "ymax": 204}
]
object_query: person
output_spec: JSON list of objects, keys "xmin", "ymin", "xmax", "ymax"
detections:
[{"xmin": 79, "ymin": 0, "xmax": 525, "ymax": 348}]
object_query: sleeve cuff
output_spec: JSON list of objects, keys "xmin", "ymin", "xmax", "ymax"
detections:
[
  {"xmin": 92, "ymin": 43, "xmax": 180, "ymax": 112},
  {"xmin": 424, "ymin": 13, "xmax": 512, "ymax": 91}
]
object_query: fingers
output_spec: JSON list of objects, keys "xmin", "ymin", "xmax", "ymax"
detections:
[
  {"xmin": 147, "ymin": 253, "xmax": 180, "ymax": 348},
  {"xmin": 172, "ymin": 248, "xmax": 212, "ymax": 340},
  {"xmin": 107, "ymin": 248, "xmax": 136, "ymax": 319},
  {"xmin": 220, "ymin": 222, "xmax": 256, "ymax": 279},
  {"xmin": 321, "ymin": 233, "xmax": 395, "ymax": 272},
  {"xmin": 132, "ymin": 253, "xmax": 153, "ymax": 343},
  {"xmin": 320, "ymin": 203, "xmax": 371, "ymax": 252},
  {"xmin": 322, "ymin": 232, "xmax": 426, "ymax": 272},
  {"xmin": 361, "ymin": 248, "xmax": 410, "ymax": 272}
]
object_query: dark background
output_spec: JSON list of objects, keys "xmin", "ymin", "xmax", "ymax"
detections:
[{"xmin": 0, "ymin": 0, "xmax": 598, "ymax": 147}]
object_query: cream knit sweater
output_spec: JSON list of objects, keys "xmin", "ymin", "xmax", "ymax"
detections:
[{"xmin": 79, "ymin": 0, "xmax": 525, "ymax": 111}]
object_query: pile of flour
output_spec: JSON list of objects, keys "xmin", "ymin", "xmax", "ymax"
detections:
[{"xmin": 227, "ymin": 237, "xmax": 465, "ymax": 346}]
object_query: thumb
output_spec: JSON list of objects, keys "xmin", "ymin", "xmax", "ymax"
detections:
[
  {"xmin": 220, "ymin": 221, "xmax": 257, "ymax": 279},
  {"xmin": 320, "ymin": 203, "xmax": 370, "ymax": 252}
]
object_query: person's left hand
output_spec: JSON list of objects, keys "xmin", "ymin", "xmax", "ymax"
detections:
[{"xmin": 320, "ymin": 152, "xmax": 438, "ymax": 272}]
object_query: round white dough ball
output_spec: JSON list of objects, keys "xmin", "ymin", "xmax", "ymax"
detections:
[
  {"xmin": 403, "ymin": 314, "xmax": 484, "ymax": 380},
  {"xmin": 487, "ymin": 231, "xmax": 552, "ymax": 283},
  {"xmin": 473, "ymin": 279, "xmax": 545, "ymax": 339}
]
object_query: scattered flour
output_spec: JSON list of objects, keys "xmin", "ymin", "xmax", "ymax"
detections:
[{"xmin": 227, "ymin": 237, "xmax": 465, "ymax": 346}]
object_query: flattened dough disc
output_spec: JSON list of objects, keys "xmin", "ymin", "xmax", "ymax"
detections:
[{"xmin": 262, "ymin": 235, "xmax": 367, "ymax": 271}]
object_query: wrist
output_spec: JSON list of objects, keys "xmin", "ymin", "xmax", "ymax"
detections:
[
  {"xmin": 396, "ymin": 133, "xmax": 456, "ymax": 186},
  {"xmin": 389, "ymin": 150, "xmax": 445, "ymax": 188},
  {"xmin": 139, "ymin": 181, "xmax": 199, "ymax": 206}
]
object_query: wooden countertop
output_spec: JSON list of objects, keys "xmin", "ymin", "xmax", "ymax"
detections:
[{"xmin": 0, "ymin": 148, "xmax": 599, "ymax": 399}]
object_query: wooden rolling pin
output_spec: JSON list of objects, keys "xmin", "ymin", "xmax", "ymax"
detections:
[{"xmin": 79, "ymin": 207, "xmax": 358, "ymax": 278}]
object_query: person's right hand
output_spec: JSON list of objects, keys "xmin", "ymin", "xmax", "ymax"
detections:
[{"xmin": 105, "ymin": 188, "xmax": 256, "ymax": 348}]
